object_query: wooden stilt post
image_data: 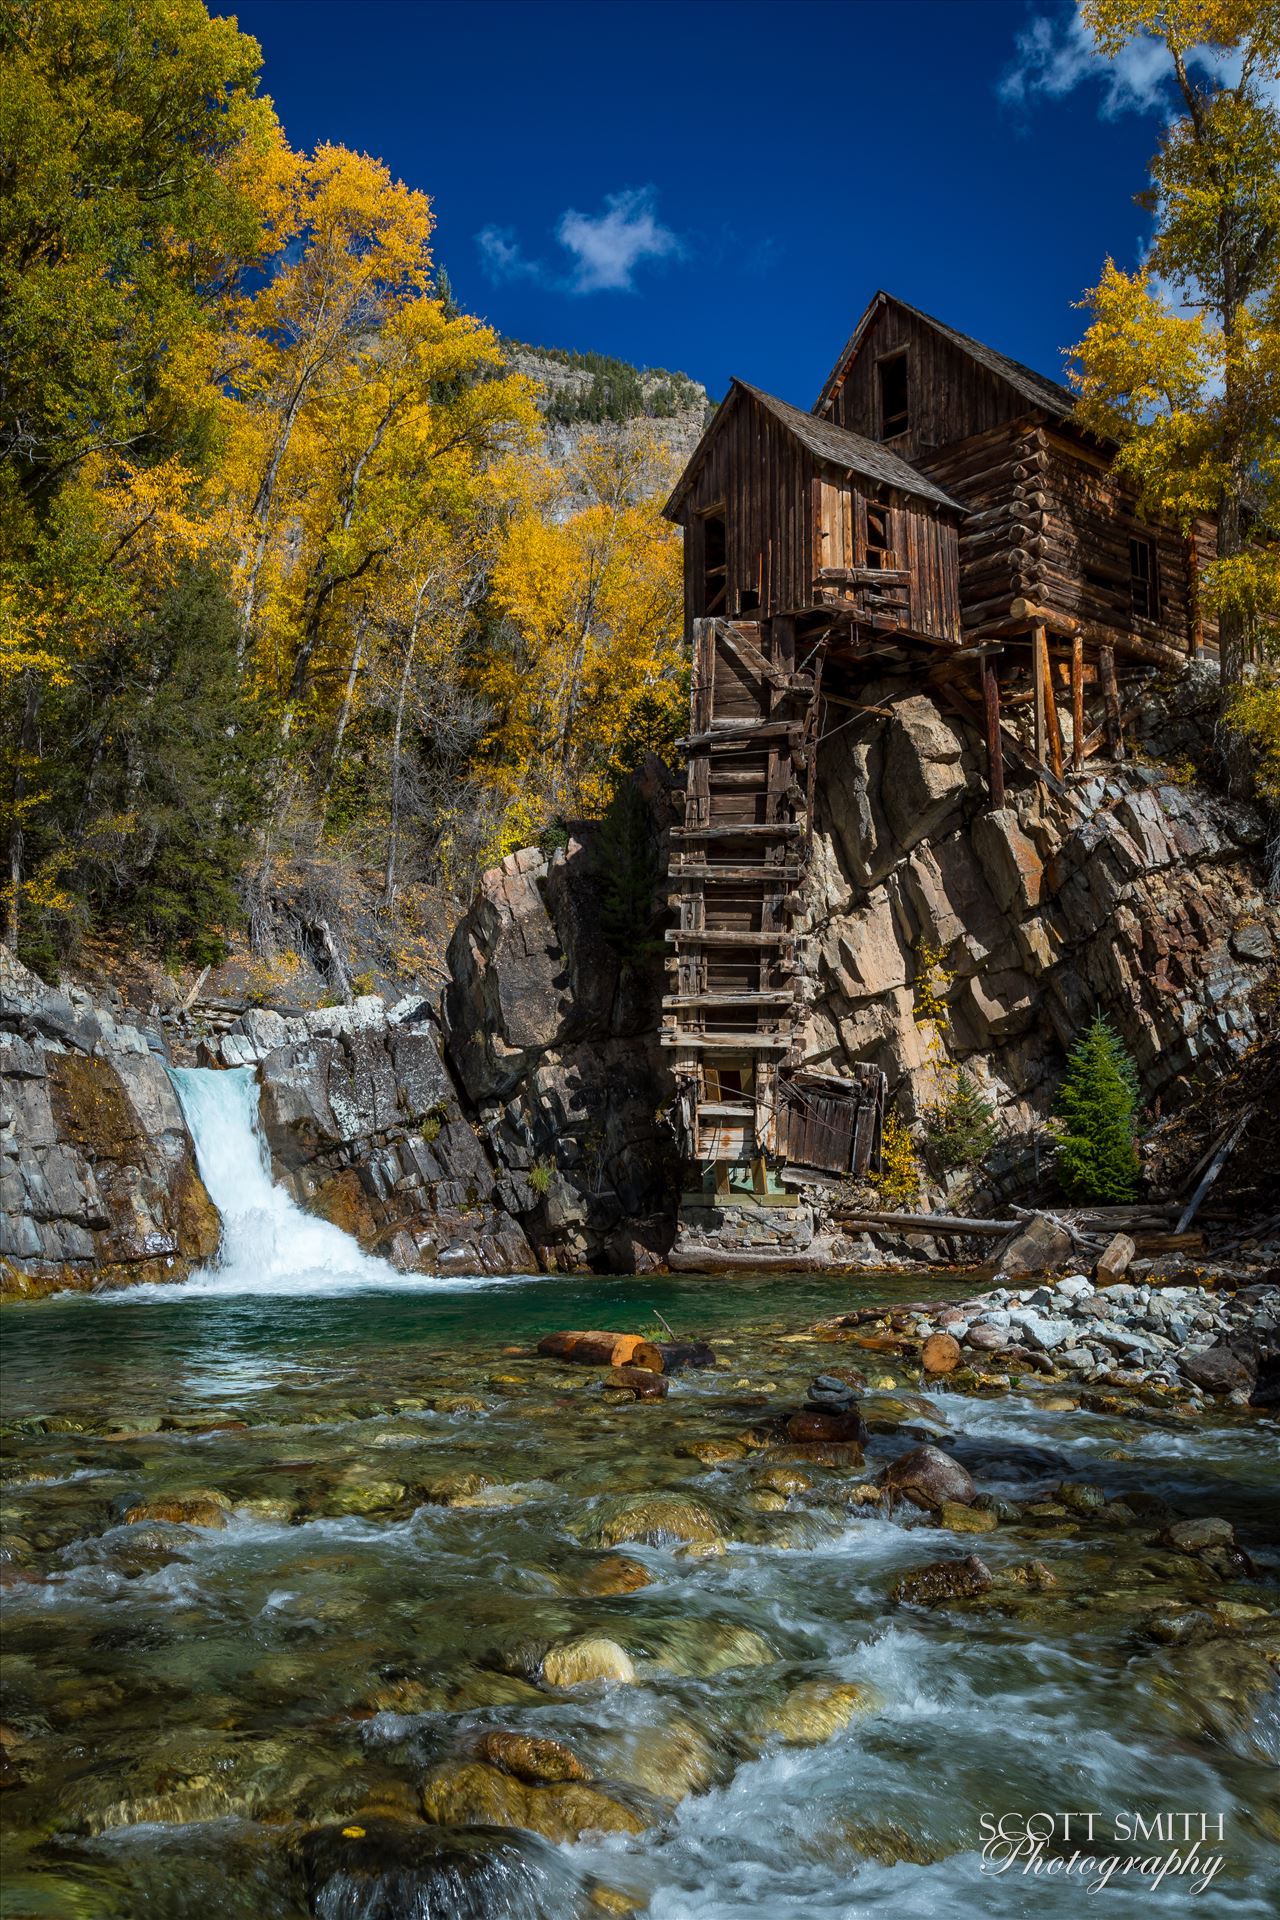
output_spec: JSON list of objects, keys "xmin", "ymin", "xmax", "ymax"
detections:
[
  {"xmin": 979, "ymin": 648, "xmax": 1005, "ymax": 808},
  {"xmin": 1100, "ymin": 645, "xmax": 1123, "ymax": 759},
  {"xmin": 1037, "ymin": 625, "xmax": 1064, "ymax": 781},
  {"xmin": 1032, "ymin": 623, "xmax": 1048, "ymax": 800},
  {"xmin": 1070, "ymin": 634, "xmax": 1084, "ymax": 773}
]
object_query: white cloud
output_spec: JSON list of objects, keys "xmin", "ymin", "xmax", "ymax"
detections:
[
  {"xmin": 556, "ymin": 188, "xmax": 680, "ymax": 293},
  {"xmin": 998, "ymin": 3, "xmax": 1280, "ymax": 118},
  {"xmin": 476, "ymin": 187, "xmax": 682, "ymax": 296},
  {"xmin": 475, "ymin": 225, "xmax": 541, "ymax": 284}
]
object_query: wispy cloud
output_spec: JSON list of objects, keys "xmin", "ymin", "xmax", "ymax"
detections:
[
  {"xmin": 998, "ymin": 3, "xmax": 1279, "ymax": 118},
  {"xmin": 476, "ymin": 187, "xmax": 682, "ymax": 296}
]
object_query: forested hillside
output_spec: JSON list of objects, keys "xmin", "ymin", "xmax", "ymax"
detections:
[{"xmin": 0, "ymin": 0, "xmax": 693, "ymax": 992}]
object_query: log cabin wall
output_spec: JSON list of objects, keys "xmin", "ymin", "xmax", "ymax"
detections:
[{"xmin": 1034, "ymin": 430, "xmax": 1198, "ymax": 648}]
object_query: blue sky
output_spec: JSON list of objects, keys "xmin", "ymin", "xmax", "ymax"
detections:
[{"xmin": 229, "ymin": 0, "xmax": 1198, "ymax": 405}]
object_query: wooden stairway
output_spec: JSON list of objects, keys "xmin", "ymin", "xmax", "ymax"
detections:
[{"xmin": 664, "ymin": 615, "xmax": 821, "ymax": 1175}]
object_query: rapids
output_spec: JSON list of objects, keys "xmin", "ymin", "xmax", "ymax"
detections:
[{"xmin": 0, "ymin": 1071, "xmax": 1276, "ymax": 1917}]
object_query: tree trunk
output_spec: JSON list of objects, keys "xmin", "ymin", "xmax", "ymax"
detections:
[
  {"xmin": 383, "ymin": 582, "xmax": 429, "ymax": 906},
  {"xmin": 323, "ymin": 619, "xmax": 368, "ymax": 807},
  {"xmin": 5, "ymin": 678, "xmax": 38, "ymax": 952},
  {"xmin": 1215, "ymin": 489, "xmax": 1251, "ymax": 794}
]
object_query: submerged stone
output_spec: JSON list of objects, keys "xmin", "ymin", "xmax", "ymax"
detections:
[
  {"xmin": 764, "ymin": 1677, "xmax": 883, "ymax": 1745},
  {"xmin": 541, "ymin": 1636, "xmax": 636, "ymax": 1688}
]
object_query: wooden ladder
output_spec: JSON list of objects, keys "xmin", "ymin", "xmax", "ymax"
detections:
[{"xmin": 664, "ymin": 615, "xmax": 821, "ymax": 1175}]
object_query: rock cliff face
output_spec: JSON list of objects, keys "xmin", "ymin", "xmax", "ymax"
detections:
[
  {"xmin": 1, "ymin": 950, "xmax": 218, "ymax": 1296},
  {"xmin": 442, "ymin": 834, "xmax": 675, "ymax": 1272},
  {"xmin": 800, "ymin": 674, "xmax": 1277, "ymax": 1197}
]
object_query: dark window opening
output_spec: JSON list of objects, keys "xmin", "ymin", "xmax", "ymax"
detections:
[
  {"xmin": 877, "ymin": 352, "xmax": 909, "ymax": 439},
  {"xmin": 1129, "ymin": 535, "xmax": 1157, "ymax": 620},
  {"xmin": 864, "ymin": 502, "xmax": 892, "ymax": 570},
  {"xmin": 738, "ymin": 586, "xmax": 760, "ymax": 614},
  {"xmin": 702, "ymin": 509, "xmax": 727, "ymax": 616}
]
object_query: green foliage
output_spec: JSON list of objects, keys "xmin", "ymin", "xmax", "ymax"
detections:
[
  {"xmin": 874, "ymin": 1110, "xmax": 921, "ymax": 1207},
  {"xmin": 528, "ymin": 1158, "xmax": 554, "ymax": 1196},
  {"xmin": 924, "ymin": 1070, "xmax": 999, "ymax": 1173},
  {"xmin": 608, "ymin": 670, "xmax": 691, "ymax": 782},
  {"xmin": 594, "ymin": 780, "xmax": 661, "ymax": 961},
  {"xmin": 1054, "ymin": 1014, "xmax": 1142, "ymax": 1203},
  {"xmin": 16, "ymin": 563, "xmax": 264, "ymax": 968},
  {"xmin": 509, "ymin": 341, "xmax": 701, "ymax": 427}
]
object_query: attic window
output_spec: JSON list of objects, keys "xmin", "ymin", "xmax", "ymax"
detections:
[
  {"xmin": 701, "ymin": 507, "xmax": 727, "ymax": 616},
  {"xmin": 1129, "ymin": 535, "xmax": 1157, "ymax": 620},
  {"xmin": 864, "ymin": 502, "xmax": 892, "ymax": 570},
  {"xmin": 877, "ymin": 352, "xmax": 910, "ymax": 439}
]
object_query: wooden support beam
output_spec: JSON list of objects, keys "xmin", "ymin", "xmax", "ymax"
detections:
[
  {"xmin": 1032, "ymin": 620, "xmax": 1047, "ymax": 781},
  {"xmin": 938, "ymin": 683, "xmax": 1069, "ymax": 800},
  {"xmin": 1070, "ymin": 633, "xmax": 1085, "ymax": 774},
  {"xmin": 980, "ymin": 651, "xmax": 1005, "ymax": 808},
  {"xmin": 1099, "ymin": 645, "xmax": 1123, "ymax": 759},
  {"xmin": 718, "ymin": 621, "xmax": 789, "ymax": 690},
  {"xmin": 670, "ymin": 864, "xmax": 803, "ymax": 884},
  {"xmin": 677, "ymin": 721, "xmax": 801, "ymax": 750},
  {"xmin": 662, "ymin": 991, "xmax": 794, "ymax": 1009},
  {"xmin": 1036, "ymin": 623, "xmax": 1064, "ymax": 780},
  {"xmin": 1011, "ymin": 597, "xmax": 1081, "ymax": 635}
]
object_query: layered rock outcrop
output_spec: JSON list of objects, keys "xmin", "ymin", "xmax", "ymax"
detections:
[
  {"xmin": 801, "ymin": 676, "xmax": 1277, "ymax": 1196},
  {"xmin": 1, "ymin": 951, "xmax": 218, "ymax": 1295},
  {"xmin": 442, "ymin": 834, "xmax": 675, "ymax": 1271}
]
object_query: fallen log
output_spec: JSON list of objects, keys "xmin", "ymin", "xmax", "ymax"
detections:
[
  {"xmin": 536, "ymin": 1331, "xmax": 664, "ymax": 1372},
  {"xmin": 835, "ymin": 1209, "xmax": 1014, "ymax": 1236},
  {"xmin": 1177, "ymin": 1106, "xmax": 1257, "ymax": 1235}
]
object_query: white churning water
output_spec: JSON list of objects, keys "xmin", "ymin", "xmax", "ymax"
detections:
[{"xmin": 166, "ymin": 1064, "xmax": 470, "ymax": 1297}]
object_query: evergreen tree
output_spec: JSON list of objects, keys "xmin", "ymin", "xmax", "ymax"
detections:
[
  {"xmin": 1055, "ymin": 1015, "xmax": 1142, "ymax": 1202},
  {"xmin": 595, "ymin": 780, "xmax": 661, "ymax": 961},
  {"xmin": 925, "ymin": 1069, "xmax": 999, "ymax": 1173}
]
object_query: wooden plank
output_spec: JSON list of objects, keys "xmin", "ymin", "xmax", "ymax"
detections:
[
  {"xmin": 666, "ymin": 929, "xmax": 798, "ymax": 947},
  {"xmin": 661, "ymin": 1030, "xmax": 794, "ymax": 1051},
  {"xmin": 718, "ymin": 620, "xmax": 788, "ymax": 690},
  {"xmin": 670, "ymin": 821, "xmax": 803, "ymax": 841},
  {"xmin": 662, "ymin": 991, "xmax": 793, "ymax": 1009},
  {"xmin": 671, "ymin": 864, "xmax": 803, "ymax": 883},
  {"xmin": 677, "ymin": 721, "xmax": 802, "ymax": 749}
]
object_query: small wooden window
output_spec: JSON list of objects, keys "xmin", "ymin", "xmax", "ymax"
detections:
[
  {"xmin": 1129, "ymin": 535, "xmax": 1158, "ymax": 620},
  {"xmin": 701, "ymin": 508, "xmax": 727, "ymax": 616},
  {"xmin": 864, "ymin": 501, "xmax": 892, "ymax": 570},
  {"xmin": 877, "ymin": 352, "xmax": 909, "ymax": 439}
]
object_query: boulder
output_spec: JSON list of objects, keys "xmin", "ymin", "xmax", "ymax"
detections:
[
  {"xmin": 880, "ymin": 1444, "xmax": 976, "ymax": 1512},
  {"xmin": 892, "ymin": 1554, "xmax": 993, "ymax": 1606},
  {"xmin": 477, "ymin": 1731, "xmax": 588, "ymax": 1785},
  {"xmin": 998, "ymin": 1213, "xmax": 1074, "ymax": 1279},
  {"xmin": 590, "ymin": 1496, "xmax": 724, "ymax": 1551},
  {"xmin": 881, "ymin": 698, "xmax": 968, "ymax": 852},
  {"xmin": 763, "ymin": 1678, "xmax": 883, "ymax": 1745},
  {"xmin": 541, "ymin": 1637, "xmax": 636, "ymax": 1689},
  {"xmin": 1181, "ymin": 1344, "xmax": 1257, "ymax": 1395},
  {"xmin": 1158, "ymin": 1517, "xmax": 1236, "ymax": 1556}
]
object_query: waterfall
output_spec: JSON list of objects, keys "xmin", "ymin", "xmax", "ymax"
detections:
[{"xmin": 168, "ymin": 1065, "xmax": 403, "ymax": 1294}]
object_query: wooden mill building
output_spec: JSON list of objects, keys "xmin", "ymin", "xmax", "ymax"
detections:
[{"xmin": 661, "ymin": 290, "xmax": 1215, "ymax": 1193}]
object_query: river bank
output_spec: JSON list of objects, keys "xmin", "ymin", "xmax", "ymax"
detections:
[{"xmin": 2, "ymin": 1263, "xmax": 1277, "ymax": 1919}]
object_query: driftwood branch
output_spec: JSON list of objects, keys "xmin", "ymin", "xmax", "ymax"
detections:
[{"xmin": 1176, "ymin": 1106, "xmax": 1256, "ymax": 1235}]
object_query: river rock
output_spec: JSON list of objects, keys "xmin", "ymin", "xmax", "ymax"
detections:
[
  {"xmin": 1180, "ymin": 1343, "xmax": 1257, "ymax": 1394},
  {"xmin": 999, "ymin": 1213, "xmax": 1073, "ymax": 1278},
  {"xmin": 1157, "ymin": 1516, "xmax": 1236, "ymax": 1555},
  {"xmin": 303, "ymin": 1822, "xmax": 563, "ymax": 1915},
  {"xmin": 964, "ymin": 1322, "xmax": 1010, "ymax": 1352},
  {"xmin": 119, "ymin": 1493, "xmax": 229, "ymax": 1529},
  {"xmin": 763, "ymin": 1678, "xmax": 883, "ymax": 1745},
  {"xmin": 591, "ymin": 1495, "xmax": 724, "ymax": 1551},
  {"xmin": 880, "ymin": 1444, "xmax": 976, "ymax": 1512},
  {"xmin": 420, "ymin": 1761, "xmax": 643, "ymax": 1843},
  {"xmin": 477, "ymin": 1731, "xmax": 588, "ymax": 1785},
  {"xmin": 892, "ymin": 1554, "xmax": 993, "ymax": 1606},
  {"xmin": 574, "ymin": 1555, "xmax": 652, "ymax": 1596},
  {"xmin": 541, "ymin": 1637, "xmax": 636, "ymax": 1688}
]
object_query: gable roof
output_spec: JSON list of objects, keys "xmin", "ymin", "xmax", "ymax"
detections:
[
  {"xmin": 664, "ymin": 378, "xmax": 963, "ymax": 520},
  {"xmin": 813, "ymin": 289, "xmax": 1077, "ymax": 422}
]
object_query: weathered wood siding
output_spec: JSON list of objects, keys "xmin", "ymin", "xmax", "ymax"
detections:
[
  {"xmin": 679, "ymin": 393, "xmax": 814, "ymax": 623},
  {"xmin": 916, "ymin": 421, "xmax": 1045, "ymax": 633},
  {"xmin": 820, "ymin": 301, "xmax": 1032, "ymax": 466},
  {"xmin": 677, "ymin": 390, "xmax": 960, "ymax": 642}
]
